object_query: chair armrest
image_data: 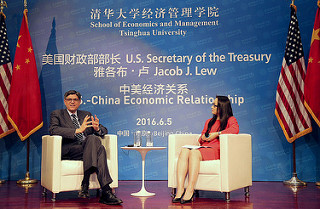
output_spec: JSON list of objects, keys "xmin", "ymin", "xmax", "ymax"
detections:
[
  {"xmin": 100, "ymin": 134, "xmax": 118, "ymax": 188},
  {"xmin": 168, "ymin": 134, "xmax": 201, "ymax": 187},
  {"xmin": 220, "ymin": 134, "xmax": 252, "ymax": 191},
  {"xmin": 41, "ymin": 135, "xmax": 62, "ymax": 192}
]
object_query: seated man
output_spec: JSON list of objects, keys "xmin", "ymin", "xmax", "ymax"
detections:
[{"xmin": 49, "ymin": 90, "xmax": 122, "ymax": 205}]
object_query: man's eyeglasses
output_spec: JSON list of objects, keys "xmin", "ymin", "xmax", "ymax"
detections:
[
  {"xmin": 65, "ymin": 98, "xmax": 80, "ymax": 102},
  {"xmin": 213, "ymin": 104, "xmax": 218, "ymax": 108}
]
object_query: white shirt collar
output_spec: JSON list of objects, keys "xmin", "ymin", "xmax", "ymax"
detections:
[{"xmin": 67, "ymin": 109, "xmax": 78, "ymax": 118}]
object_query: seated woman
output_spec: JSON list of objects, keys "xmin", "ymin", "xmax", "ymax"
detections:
[{"xmin": 172, "ymin": 95, "xmax": 239, "ymax": 204}]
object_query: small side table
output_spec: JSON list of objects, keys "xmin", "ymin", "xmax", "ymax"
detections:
[{"xmin": 121, "ymin": 146, "xmax": 166, "ymax": 196}]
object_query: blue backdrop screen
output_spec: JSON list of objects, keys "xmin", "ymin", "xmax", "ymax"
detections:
[{"xmin": 0, "ymin": 0, "xmax": 319, "ymax": 182}]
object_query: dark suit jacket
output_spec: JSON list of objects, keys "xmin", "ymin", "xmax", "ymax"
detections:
[{"xmin": 49, "ymin": 109, "xmax": 108, "ymax": 149}]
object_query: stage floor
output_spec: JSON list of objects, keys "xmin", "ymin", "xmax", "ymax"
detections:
[{"xmin": 0, "ymin": 181, "xmax": 319, "ymax": 208}]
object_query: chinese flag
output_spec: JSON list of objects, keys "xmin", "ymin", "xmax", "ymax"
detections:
[
  {"xmin": 7, "ymin": 9, "xmax": 43, "ymax": 141},
  {"xmin": 305, "ymin": 6, "xmax": 320, "ymax": 127}
]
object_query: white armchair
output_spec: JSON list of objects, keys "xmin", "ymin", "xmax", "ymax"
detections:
[
  {"xmin": 168, "ymin": 134, "xmax": 252, "ymax": 201},
  {"xmin": 41, "ymin": 134, "xmax": 118, "ymax": 201}
]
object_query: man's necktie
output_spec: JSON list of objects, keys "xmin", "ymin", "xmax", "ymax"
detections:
[{"xmin": 71, "ymin": 114, "xmax": 84, "ymax": 142}]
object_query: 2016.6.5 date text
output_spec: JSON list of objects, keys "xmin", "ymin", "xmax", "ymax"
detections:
[{"xmin": 136, "ymin": 118, "xmax": 172, "ymax": 126}]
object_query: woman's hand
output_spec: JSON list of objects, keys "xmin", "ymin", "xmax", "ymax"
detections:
[
  {"xmin": 201, "ymin": 134, "xmax": 210, "ymax": 141},
  {"xmin": 201, "ymin": 132, "xmax": 219, "ymax": 142}
]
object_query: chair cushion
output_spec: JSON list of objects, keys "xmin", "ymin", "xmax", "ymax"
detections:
[
  {"xmin": 199, "ymin": 160, "xmax": 220, "ymax": 175},
  {"xmin": 61, "ymin": 160, "xmax": 84, "ymax": 176}
]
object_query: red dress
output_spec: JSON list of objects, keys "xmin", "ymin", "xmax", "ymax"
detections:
[{"xmin": 198, "ymin": 116, "xmax": 239, "ymax": 161}]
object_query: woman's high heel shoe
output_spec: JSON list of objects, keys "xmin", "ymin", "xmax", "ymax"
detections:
[
  {"xmin": 172, "ymin": 191, "xmax": 185, "ymax": 203},
  {"xmin": 180, "ymin": 192, "xmax": 195, "ymax": 204}
]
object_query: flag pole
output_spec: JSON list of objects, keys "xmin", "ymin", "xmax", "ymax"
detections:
[
  {"xmin": 16, "ymin": 0, "xmax": 38, "ymax": 185},
  {"xmin": 277, "ymin": 0, "xmax": 308, "ymax": 188},
  {"xmin": 16, "ymin": 137, "xmax": 38, "ymax": 184},
  {"xmin": 0, "ymin": 0, "xmax": 7, "ymax": 185},
  {"xmin": 291, "ymin": 0, "xmax": 297, "ymax": 12},
  {"xmin": 315, "ymin": 0, "xmax": 320, "ymax": 188},
  {"xmin": 283, "ymin": 141, "xmax": 307, "ymax": 186}
]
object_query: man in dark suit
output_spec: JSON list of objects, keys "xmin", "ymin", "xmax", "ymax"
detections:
[{"xmin": 49, "ymin": 90, "xmax": 122, "ymax": 205}]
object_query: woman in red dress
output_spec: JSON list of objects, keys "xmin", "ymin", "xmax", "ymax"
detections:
[{"xmin": 172, "ymin": 96, "xmax": 239, "ymax": 204}]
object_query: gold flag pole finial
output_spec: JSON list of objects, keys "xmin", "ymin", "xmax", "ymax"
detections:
[
  {"xmin": 0, "ymin": 0, "xmax": 7, "ymax": 18},
  {"xmin": 318, "ymin": 0, "xmax": 320, "ymax": 8},
  {"xmin": 24, "ymin": 0, "xmax": 27, "ymax": 9},
  {"xmin": 291, "ymin": 0, "xmax": 297, "ymax": 13}
]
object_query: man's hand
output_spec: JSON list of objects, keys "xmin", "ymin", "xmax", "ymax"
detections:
[
  {"xmin": 91, "ymin": 115, "xmax": 100, "ymax": 131},
  {"xmin": 75, "ymin": 115, "xmax": 92, "ymax": 134}
]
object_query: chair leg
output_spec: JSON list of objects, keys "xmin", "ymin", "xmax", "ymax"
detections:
[
  {"xmin": 51, "ymin": 193, "xmax": 56, "ymax": 202},
  {"xmin": 42, "ymin": 187, "xmax": 47, "ymax": 197},
  {"xmin": 244, "ymin": 186, "xmax": 250, "ymax": 197},
  {"xmin": 171, "ymin": 188, "xmax": 176, "ymax": 197},
  {"xmin": 96, "ymin": 189, "xmax": 101, "ymax": 197},
  {"xmin": 195, "ymin": 190, "xmax": 200, "ymax": 197},
  {"xmin": 225, "ymin": 192, "xmax": 230, "ymax": 201}
]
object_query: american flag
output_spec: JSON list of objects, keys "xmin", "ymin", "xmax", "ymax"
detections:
[
  {"xmin": 275, "ymin": 7, "xmax": 312, "ymax": 143},
  {"xmin": 0, "ymin": 14, "xmax": 14, "ymax": 138}
]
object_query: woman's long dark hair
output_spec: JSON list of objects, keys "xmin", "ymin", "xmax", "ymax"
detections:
[{"xmin": 205, "ymin": 96, "xmax": 233, "ymax": 137}]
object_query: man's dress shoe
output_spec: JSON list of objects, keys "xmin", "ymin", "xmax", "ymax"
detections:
[
  {"xmin": 99, "ymin": 190, "xmax": 123, "ymax": 205},
  {"xmin": 78, "ymin": 184, "xmax": 90, "ymax": 198}
]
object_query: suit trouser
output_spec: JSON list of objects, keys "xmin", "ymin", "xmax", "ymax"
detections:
[{"xmin": 62, "ymin": 135, "xmax": 113, "ymax": 188}]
